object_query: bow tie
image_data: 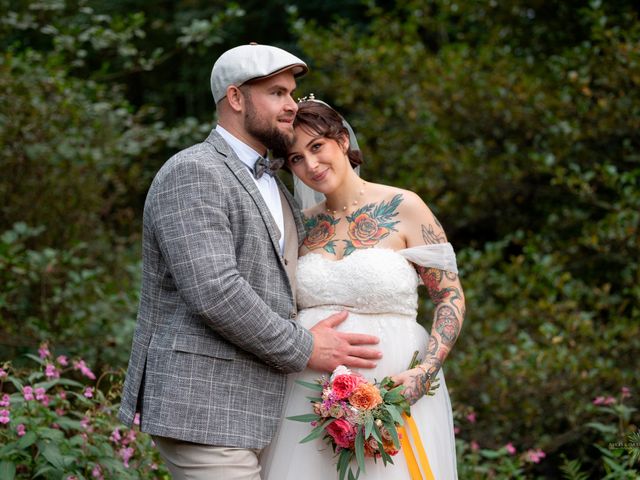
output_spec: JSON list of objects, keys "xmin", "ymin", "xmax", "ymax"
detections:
[{"xmin": 252, "ymin": 155, "xmax": 284, "ymax": 179}]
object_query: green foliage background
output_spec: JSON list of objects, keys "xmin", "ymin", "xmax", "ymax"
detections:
[{"xmin": 1, "ymin": 0, "xmax": 638, "ymax": 478}]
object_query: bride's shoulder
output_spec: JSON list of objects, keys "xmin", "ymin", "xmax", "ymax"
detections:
[{"xmin": 369, "ymin": 184, "xmax": 431, "ymax": 213}]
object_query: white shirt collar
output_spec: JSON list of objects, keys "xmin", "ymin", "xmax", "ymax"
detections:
[{"xmin": 216, "ymin": 125, "xmax": 264, "ymax": 170}]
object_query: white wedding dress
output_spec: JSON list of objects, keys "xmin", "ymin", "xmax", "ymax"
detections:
[{"xmin": 260, "ymin": 246, "xmax": 459, "ymax": 479}]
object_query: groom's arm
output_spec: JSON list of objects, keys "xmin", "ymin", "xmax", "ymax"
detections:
[{"xmin": 150, "ymin": 154, "xmax": 312, "ymax": 373}]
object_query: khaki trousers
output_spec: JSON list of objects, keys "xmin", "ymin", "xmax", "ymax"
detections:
[{"xmin": 153, "ymin": 435, "xmax": 262, "ymax": 480}]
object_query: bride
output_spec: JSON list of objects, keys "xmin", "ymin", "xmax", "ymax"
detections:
[{"xmin": 260, "ymin": 97, "xmax": 465, "ymax": 479}]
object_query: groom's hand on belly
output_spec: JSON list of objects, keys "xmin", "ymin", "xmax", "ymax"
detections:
[{"xmin": 307, "ymin": 310, "xmax": 382, "ymax": 372}]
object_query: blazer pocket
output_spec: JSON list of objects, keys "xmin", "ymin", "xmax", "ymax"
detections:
[{"xmin": 172, "ymin": 333, "xmax": 236, "ymax": 360}]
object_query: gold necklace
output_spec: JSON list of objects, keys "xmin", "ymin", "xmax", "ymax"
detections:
[{"xmin": 325, "ymin": 181, "xmax": 367, "ymax": 216}]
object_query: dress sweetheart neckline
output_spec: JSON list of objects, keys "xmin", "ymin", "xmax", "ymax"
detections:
[{"xmin": 299, "ymin": 247, "xmax": 409, "ymax": 264}]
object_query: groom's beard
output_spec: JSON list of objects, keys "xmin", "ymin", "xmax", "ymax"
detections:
[{"xmin": 244, "ymin": 99, "xmax": 294, "ymax": 154}]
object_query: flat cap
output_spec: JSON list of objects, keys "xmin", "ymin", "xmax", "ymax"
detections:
[{"xmin": 210, "ymin": 43, "xmax": 308, "ymax": 103}]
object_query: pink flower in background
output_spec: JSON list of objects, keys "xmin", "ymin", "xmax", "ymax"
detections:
[
  {"xmin": 0, "ymin": 368, "xmax": 7, "ymax": 378},
  {"xmin": 73, "ymin": 359, "xmax": 96, "ymax": 380},
  {"xmin": 45, "ymin": 364, "xmax": 60, "ymax": 379},
  {"xmin": 133, "ymin": 412, "xmax": 140, "ymax": 425},
  {"xmin": 119, "ymin": 446, "xmax": 135, "ymax": 468},
  {"xmin": 81, "ymin": 417, "xmax": 90, "ymax": 429},
  {"xmin": 91, "ymin": 464, "xmax": 104, "ymax": 479},
  {"xmin": 466, "ymin": 412, "xmax": 477, "ymax": 423},
  {"xmin": 56, "ymin": 355, "xmax": 69, "ymax": 366},
  {"xmin": 0, "ymin": 394, "xmax": 10, "ymax": 407},
  {"xmin": 16, "ymin": 424, "xmax": 26, "ymax": 437},
  {"xmin": 58, "ymin": 391, "xmax": 67, "ymax": 400},
  {"xmin": 124, "ymin": 429, "xmax": 137, "ymax": 445},
  {"xmin": 505, "ymin": 442, "xmax": 516, "ymax": 455},
  {"xmin": 23, "ymin": 386, "xmax": 34, "ymax": 401},
  {"xmin": 0, "ymin": 409, "xmax": 10, "ymax": 424},
  {"xmin": 470, "ymin": 440, "xmax": 480, "ymax": 452},
  {"xmin": 84, "ymin": 387, "xmax": 94, "ymax": 398},
  {"xmin": 621, "ymin": 386, "xmax": 631, "ymax": 399},
  {"xmin": 525, "ymin": 448, "xmax": 546, "ymax": 463},
  {"xmin": 111, "ymin": 428, "xmax": 122, "ymax": 443},
  {"xmin": 38, "ymin": 343, "xmax": 50, "ymax": 359},
  {"xmin": 454, "ymin": 426, "xmax": 460, "ymax": 435},
  {"xmin": 593, "ymin": 396, "xmax": 616, "ymax": 406},
  {"xmin": 35, "ymin": 387, "xmax": 46, "ymax": 401},
  {"xmin": 55, "ymin": 408, "xmax": 65, "ymax": 416}
]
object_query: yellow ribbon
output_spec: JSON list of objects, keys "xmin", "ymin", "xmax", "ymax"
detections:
[{"xmin": 397, "ymin": 412, "xmax": 435, "ymax": 480}]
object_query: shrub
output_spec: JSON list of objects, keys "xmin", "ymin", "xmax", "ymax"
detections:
[
  {"xmin": 0, "ymin": 344, "xmax": 168, "ymax": 479},
  {"xmin": 0, "ymin": 223, "xmax": 139, "ymax": 369}
]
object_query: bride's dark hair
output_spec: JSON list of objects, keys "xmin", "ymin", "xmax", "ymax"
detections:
[{"xmin": 279, "ymin": 101, "xmax": 363, "ymax": 168}]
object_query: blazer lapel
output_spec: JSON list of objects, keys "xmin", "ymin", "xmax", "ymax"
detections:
[{"xmin": 204, "ymin": 130, "xmax": 283, "ymax": 256}]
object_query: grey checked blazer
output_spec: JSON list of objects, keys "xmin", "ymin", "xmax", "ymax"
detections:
[{"xmin": 118, "ymin": 129, "xmax": 313, "ymax": 449}]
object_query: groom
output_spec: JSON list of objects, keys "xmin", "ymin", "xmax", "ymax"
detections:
[{"xmin": 119, "ymin": 43, "xmax": 381, "ymax": 479}]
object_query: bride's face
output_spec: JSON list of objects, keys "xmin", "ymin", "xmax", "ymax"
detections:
[{"xmin": 286, "ymin": 128, "xmax": 351, "ymax": 195}]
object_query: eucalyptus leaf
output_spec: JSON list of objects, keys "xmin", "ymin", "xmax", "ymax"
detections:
[
  {"xmin": 355, "ymin": 429, "xmax": 365, "ymax": 473},
  {"xmin": 294, "ymin": 380, "xmax": 324, "ymax": 391},
  {"xmin": 300, "ymin": 419, "xmax": 334, "ymax": 443},
  {"xmin": 286, "ymin": 413, "xmax": 320, "ymax": 423}
]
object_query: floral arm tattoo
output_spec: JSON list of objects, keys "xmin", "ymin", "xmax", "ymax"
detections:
[{"xmin": 402, "ymin": 218, "xmax": 466, "ymax": 404}]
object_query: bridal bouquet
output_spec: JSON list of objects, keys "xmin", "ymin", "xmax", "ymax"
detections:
[{"xmin": 287, "ymin": 365, "xmax": 411, "ymax": 480}]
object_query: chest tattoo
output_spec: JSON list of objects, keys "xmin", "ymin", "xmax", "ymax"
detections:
[{"xmin": 302, "ymin": 194, "xmax": 405, "ymax": 257}]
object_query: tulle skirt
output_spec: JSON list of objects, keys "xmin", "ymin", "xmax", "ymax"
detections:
[{"xmin": 259, "ymin": 306, "xmax": 458, "ymax": 479}]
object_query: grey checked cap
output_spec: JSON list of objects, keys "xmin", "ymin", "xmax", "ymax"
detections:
[{"xmin": 210, "ymin": 43, "xmax": 308, "ymax": 104}]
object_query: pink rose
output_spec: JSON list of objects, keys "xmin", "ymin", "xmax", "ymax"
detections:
[
  {"xmin": 332, "ymin": 374, "xmax": 364, "ymax": 400},
  {"xmin": 326, "ymin": 418, "xmax": 356, "ymax": 449}
]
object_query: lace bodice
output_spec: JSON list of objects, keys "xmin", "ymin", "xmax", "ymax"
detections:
[{"xmin": 297, "ymin": 249, "xmax": 421, "ymax": 316}]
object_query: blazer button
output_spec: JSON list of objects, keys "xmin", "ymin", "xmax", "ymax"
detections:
[
  {"xmin": 284, "ymin": 258, "xmax": 289, "ymax": 265},
  {"xmin": 290, "ymin": 312, "xmax": 297, "ymax": 319}
]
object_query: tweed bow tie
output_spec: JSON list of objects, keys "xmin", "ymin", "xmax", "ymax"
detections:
[{"xmin": 252, "ymin": 155, "xmax": 284, "ymax": 179}]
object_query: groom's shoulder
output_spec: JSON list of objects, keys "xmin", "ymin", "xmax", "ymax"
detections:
[{"xmin": 152, "ymin": 131, "xmax": 229, "ymax": 184}]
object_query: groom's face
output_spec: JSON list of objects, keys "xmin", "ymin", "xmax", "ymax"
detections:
[{"xmin": 241, "ymin": 71, "xmax": 298, "ymax": 153}]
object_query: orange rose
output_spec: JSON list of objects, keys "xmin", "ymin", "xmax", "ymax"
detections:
[
  {"xmin": 304, "ymin": 219, "xmax": 337, "ymax": 250},
  {"xmin": 349, "ymin": 382, "xmax": 383, "ymax": 410},
  {"xmin": 348, "ymin": 213, "xmax": 390, "ymax": 248}
]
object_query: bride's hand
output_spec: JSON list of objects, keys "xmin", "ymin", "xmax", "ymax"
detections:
[{"xmin": 390, "ymin": 368, "xmax": 432, "ymax": 406}]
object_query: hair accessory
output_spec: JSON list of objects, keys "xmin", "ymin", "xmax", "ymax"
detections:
[{"xmin": 297, "ymin": 93, "xmax": 317, "ymax": 103}]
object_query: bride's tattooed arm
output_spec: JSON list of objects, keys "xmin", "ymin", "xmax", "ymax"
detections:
[
  {"xmin": 402, "ymin": 263, "xmax": 465, "ymax": 405},
  {"xmin": 401, "ymin": 215, "xmax": 466, "ymax": 404}
]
